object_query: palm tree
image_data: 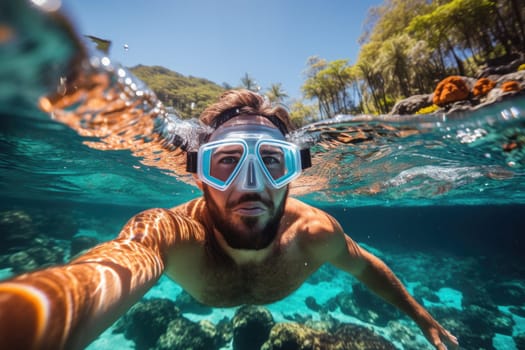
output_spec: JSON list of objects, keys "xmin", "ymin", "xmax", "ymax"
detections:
[
  {"xmin": 240, "ymin": 73, "xmax": 259, "ymax": 92},
  {"xmin": 266, "ymin": 83, "xmax": 288, "ymax": 104}
]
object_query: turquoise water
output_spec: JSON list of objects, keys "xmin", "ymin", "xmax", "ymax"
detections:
[{"xmin": 2, "ymin": 1, "xmax": 525, "ymax": 349}]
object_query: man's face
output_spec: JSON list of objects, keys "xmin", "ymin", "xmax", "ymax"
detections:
[{"xmin": 200, "ymin": 116, "xmax": 289, "ymax": 250}]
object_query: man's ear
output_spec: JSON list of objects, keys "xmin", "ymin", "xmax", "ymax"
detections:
[{"xmin": 192, "ymin": 174, "xmax": 204, "ymax": 190}]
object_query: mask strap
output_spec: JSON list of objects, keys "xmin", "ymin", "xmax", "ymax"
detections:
[
  {"xmin": 300, "ymin": 148, "xmax": 312, "ymax": 170},
  {"xmin": 186, "ymin": 152, "xmax": 198, "ymax": 173}
]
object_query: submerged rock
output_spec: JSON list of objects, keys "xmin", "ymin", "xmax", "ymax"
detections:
[
  {"xmin": 6, "ymin": 238, "xmax": 65, "ymax": 273},
  {"xmin": 336, "ymin": 284, "xmax": 401, "ymax": 326},
  {"xmin": 114, "ymin": 298, "xmax": 181, "ymax": 350},
  {"xmin": 154, "ymin": 318, "xmax": 223, "ymax": 350},
  {"xmin": 0, "ymin": 210, "xmax": 37, "ymax": 254},
  {"xmin": 261, "ymin": 322, "xmax": 396, "ymax": 350},
  {"xmin": 232, "ymin": 305, "xmax": 275, "ymax": 350}
]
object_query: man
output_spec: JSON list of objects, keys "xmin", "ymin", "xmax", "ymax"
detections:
[{"xmin": 0, "ymin": 90, "xmax": 458, "ymax": 350}]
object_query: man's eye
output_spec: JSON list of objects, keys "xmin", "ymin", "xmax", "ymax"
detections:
[
  {"xmin": 219, "ymin": 156, "xmax": 239, "ymax": 165},
  {"xmin": 263, "ymin": 156, "xmax": 280, "ymax": 165}
]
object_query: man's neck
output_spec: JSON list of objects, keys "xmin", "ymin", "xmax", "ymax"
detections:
[{"xmin": 212, "ymin": 228, "xmax": 276, "ymax": 265}]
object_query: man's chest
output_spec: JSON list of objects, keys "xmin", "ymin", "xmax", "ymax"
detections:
[
  {"xmin": 168, "ymin": 249, "xmax": 319, "ymax": 307},
  {"xmin": 196, "ymin": 256, "xmax": 320, "ymax": 306}
]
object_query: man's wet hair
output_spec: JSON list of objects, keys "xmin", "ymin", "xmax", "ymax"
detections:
[{"xmin": 199, "ymin": 89, "xmax": 295, "ymax": 136}]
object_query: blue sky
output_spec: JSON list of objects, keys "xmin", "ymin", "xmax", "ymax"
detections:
[{"xmin": 61, "ymin": 0, "xmax": 383, "ymax": 100}]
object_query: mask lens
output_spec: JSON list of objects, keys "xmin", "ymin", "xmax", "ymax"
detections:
[
  {"xmin": 257, "ymin": 141, "xmax": 301, "ymax": 187},
  {"xmin": 210, "ymin": 144, "xmax": 245, "ymax": 182},
  {"xmin": 199, "ymin": 140, "xmax": 247, "ymax": 190},
  {"xmin": 258, "ymin": 144, "xmax": 287, "ymax": 181}
]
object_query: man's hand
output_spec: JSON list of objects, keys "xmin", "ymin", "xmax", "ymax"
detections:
[{"xmin": 420, "ymin": 317, "xmax": 459, "ymax": 350}]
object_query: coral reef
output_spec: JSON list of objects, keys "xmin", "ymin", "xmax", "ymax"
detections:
[
  {"xmin": 232, "ymin": 305, "xmax": 275, "ymax": 350},
  {"xmin": 113, "ymin": 298, "xmax": 181, "ymax": 350},
  {"xmin": 260, "ymin": 322, "xmax": 397, "ymax": 350},
  {"xmin": 0, "ymin": 210, "xmax": 37, "ymax": 254},
  {"xmin": 114, "ymin": 298, "xmax": 230, "ymax": 350},
  {"xmin": 154, "ymin": 318, "xmax": 226, "ymax": 350},
  {"xmin": 0, "ymin": 210, "xmax": 66, "ymax": 273}
]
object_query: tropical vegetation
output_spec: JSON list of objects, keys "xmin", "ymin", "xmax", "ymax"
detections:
[{"xmin": 131, "ymin": 0, "xmax": 524, "ymax": 123}]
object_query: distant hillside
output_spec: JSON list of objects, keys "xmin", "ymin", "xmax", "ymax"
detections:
[{"xmin": 130, "ymin": 65, "xmax": 225, "ymax": 119}]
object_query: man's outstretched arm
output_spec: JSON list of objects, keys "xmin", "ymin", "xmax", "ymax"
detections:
[
  {"xmin": 320, "ymin": 229, "xmax": 459, "ymax": 350},
  {"xmin": 0, "ymin": 208, "xmax": 200, "ymax": 350}
]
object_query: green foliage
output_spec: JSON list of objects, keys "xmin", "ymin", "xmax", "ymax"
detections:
[
  {"xmin": 265, "ymin": 83, "xmax": 288, "ymax": 104},
  {"xmin": 289, "ymin": 100, "xmax": 317, "ymax": 127},
  {"xmin": 302, "ymin": 57, "xmax": 359, "ymax": 118},
  {"xmin": 130, "ymin": 65, "xmax": 224, "ymax": 119}
]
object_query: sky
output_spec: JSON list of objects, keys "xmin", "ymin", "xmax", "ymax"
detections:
[{"xmin": 60, "ymin": 0, "xmax": 383, "ymax": 100}]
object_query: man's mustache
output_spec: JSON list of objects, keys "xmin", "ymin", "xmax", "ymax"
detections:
[{"xmin": 228, "ymin": 194, "xmax": 273, "ymax": 209}]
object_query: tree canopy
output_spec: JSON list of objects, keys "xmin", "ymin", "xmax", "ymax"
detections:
[
  {"xmin": 130, "ymin": 65, "xmax": 225, "ymax": 119},
  {"xmin": 130, "ymin": 0, "xmax": 524, "ymax": 123}
]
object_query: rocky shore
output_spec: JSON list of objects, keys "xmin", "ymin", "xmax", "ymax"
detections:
[{"xmin": 390, "ymin": 53, "xmax": 525, "ymax": 116}]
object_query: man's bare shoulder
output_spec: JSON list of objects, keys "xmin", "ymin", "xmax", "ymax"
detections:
[
  {"xmin": 284, "ymin": 198, "xmax": 344, "ymax": 239},
  {"xmin": 283, "ymin": 198, "xmax": 347, "ymax": 262},
  {"xmin": 285, "ymin": 198, "xmax": 341, "ymax": 229}
]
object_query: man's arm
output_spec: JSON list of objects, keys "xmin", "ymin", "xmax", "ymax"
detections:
[
  {"xmin": 303, "ymin": 210, "xmax": 458, "ymax": 350},
  {"xmin": 331, "ymin": 236, "xmax": 458, "ymax": 349},
  {"xmin": 0, "ymin": 208, "xmax": 201, "ymax": 350}
]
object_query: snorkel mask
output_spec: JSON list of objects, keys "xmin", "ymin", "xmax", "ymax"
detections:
[{"xmin": 186, "ymin": 118, "xmax": 311, "ymax": 191}]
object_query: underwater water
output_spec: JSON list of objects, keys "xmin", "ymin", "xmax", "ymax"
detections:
[{"xmin": 2, "ymin": 1, "xmax": 525, "ymax": 349}]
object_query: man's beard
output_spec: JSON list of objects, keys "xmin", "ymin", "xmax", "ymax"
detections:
[{"xmin": 203, "ymin": 188, "xmax": 287, "ymax": 250}]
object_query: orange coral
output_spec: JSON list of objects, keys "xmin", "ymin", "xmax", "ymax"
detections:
[
  {"xmin": 472, "ymin": 78, "xmax": 496, "ymax": 97},
  {"xmin": 501, "ymin": 80, "xmax": 521, "ymax": 93},
  {"xmin": 432, "ymin": 76, "xmax": 470, "ymax": 106}
]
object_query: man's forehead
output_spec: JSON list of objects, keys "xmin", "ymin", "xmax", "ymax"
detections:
[{"xmin": 219, "ymin": 115, "xmax": 277, "ymax": 129}]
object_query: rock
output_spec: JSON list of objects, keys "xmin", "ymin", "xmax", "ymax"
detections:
[
  {"xmin": 334, "ymin": 323, "xmax": 397, "ymax": 350},
  {"xmin": 232, "ymin": 305, "xmax": 275, "ymax": 350},
  {"xmin": 113, "ymin": 298, "xmax": 181, "ymax": 350},
  {"xmin": 497, "ymin": 70, "xmax": 525, "ymax": 84},
  {"xmin": 5, "ymin": 236, "xmax": 65, "ymax": 273},
  {"xmin": 472, "ymin": 77, "xmax": 496, "ymax": 97},
  {"xmin": 260, "ymin": 322, "xmax": 396, "ymax": 350},
  {"xmin": 514, "ymin": 333, "xmax": 525, "ymax": 350},
  {"xmin": 0, "ymin": 210, "xmax": 37, "ymax": 254},
  {"xmin": 154, "ymin": 318, "xmax": 223, "ymax": 350},
  {"xmin": 432, "ymin": 76, "xmax": 471, "ymax": 106},
  {"xmin": 304, "ymin": 296, "xmax": 321, "ymax": 312},
  {"xmin": 501, "ymin": 80, "xmax": 521, "ymax": 92},
  {"xmin": 336, "ymin": 284, "xmax": 401, "ymax": 327},
  {"xmin": 487, "ymin": 280, "xmax": 525, "ymax": 305},
  {"xmin": 32, "ymin": 211, "xmax": 79, "ymax": 240},
  {"xmin": 390, "ymin": 94, "xmax": 432, "ymax": 115}
]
